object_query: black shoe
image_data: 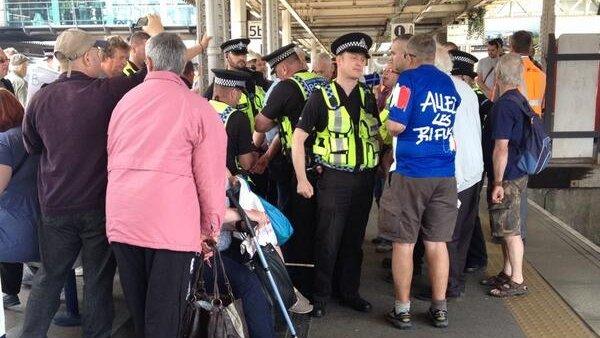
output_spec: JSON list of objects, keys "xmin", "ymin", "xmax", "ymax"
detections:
[
  {"xmin": 340, "ymin": 296, "xmax": 372, "ymax": 312},
  {"xmin": 3, "ymin": 294, "xmax": 20, "ymax": 308},
  {"xmin": 415, "ymin": 290, "xmax": 463, "ymax": 301},
  {"xmin": 311, "ymin": 302, "xmax": 326, "ymax": 318},
  {"xmin": 429, "ymin": 308, "xmax": 449, "ymax": 328},
  {"xmin": 464, "ymin": 264, "xmax": 486, "ymax": 273},
  {"xmin": 386, "ymin": 309, "xmax": 412, "ymax": 330}
]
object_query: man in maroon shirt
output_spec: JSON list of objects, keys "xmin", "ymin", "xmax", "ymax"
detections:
[{"xmin": 18, "ymin": 15, "xmax": 212, "ymax": 338}]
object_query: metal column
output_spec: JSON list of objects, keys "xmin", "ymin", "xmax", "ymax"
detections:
[
  {"xmin": 262, "ymin": 0, "xmax": 279, "ymax": 54},
  {"xmin": 203, "ymin": 0, "xmax": 230, "ymax": 81},
  {"xmin": 540, "ymin": 0, "xmax": 556, "ymax": 70},
  {"xmin": 230, "ymin": 0, "xmax": 247, "ymax": 39},
  {"xmin": 281, "ymin": 10, "xmax": 292, "ymax": 45}
]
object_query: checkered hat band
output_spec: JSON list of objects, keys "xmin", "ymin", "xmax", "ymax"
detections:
[
  {"xmin": 335, "ymin": 40, "xmax": 368, "ymax": 55},
  {"xmin": 214, "ymin": 77, "xmax": 245, "ymax": 88},
  {"xmin": 268, "ymin": 48, "xmax": 296, "ymax": 67},
  {"xmin": 452, "ymin": 55, "xmax": 476, "ymax": 64},
  {"xmin": 223, "ymin": 42, "xmax": 247, "ymax": 53}
]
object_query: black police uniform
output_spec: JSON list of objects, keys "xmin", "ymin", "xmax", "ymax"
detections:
[
  {"xmin": 260, "ymin": 44, "xmax": 328, "ymax": 297},
  {"xmin": 296, "ymin": 33, "xmax": 378, "ymax": 313},
  {"xmin": 210, "ymin": 69, "xmax": 255, "ymax": 176}
]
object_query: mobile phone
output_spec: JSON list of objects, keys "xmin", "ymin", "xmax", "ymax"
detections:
[{"xmin": 132, "ymin": 17, "xmax": 148, "ymax": 30}]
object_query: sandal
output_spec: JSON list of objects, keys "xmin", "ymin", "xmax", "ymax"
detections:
[
  {"xmin": 489, "ymin": 280, "xmax": 528, "ymax": 298},
  {"xmin": 480, "ymin": 271, "xmax": 510, "ymax": 287}
]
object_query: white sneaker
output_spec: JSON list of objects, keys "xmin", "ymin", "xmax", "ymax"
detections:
[{"xmin": 289, "ymin": 288, "xmax": 313, "ymax": 314}]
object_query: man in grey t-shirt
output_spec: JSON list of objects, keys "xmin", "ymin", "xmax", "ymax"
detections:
[{"xmin": 476, "ymin": 38, "xmax": 504, "ymax": 99}]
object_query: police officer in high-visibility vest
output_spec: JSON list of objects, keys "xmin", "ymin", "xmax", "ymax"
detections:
[
  {"xmin": 209, "ymin": 69, "xmax": 257, "ymax": 175},
  {"xmin": 293, "ymin": 33, "xmax": 380, "ymax": 317},
  {"xmin": 254, "ymin": 43, "xmax": 329, "ymax": 297},
  {"xmin": 203, "ymin": 38, "xmax": 265, "ymax": 132}
]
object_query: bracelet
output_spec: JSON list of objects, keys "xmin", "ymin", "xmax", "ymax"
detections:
[{"xmin": 493, "ymin": 181, "xmax": 503, "ymax": 187}]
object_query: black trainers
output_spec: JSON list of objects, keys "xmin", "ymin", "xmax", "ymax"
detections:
[
  {"xmin": 386, "ymin": 309, "xmax": 412, "ymax": 330},
  {"xmin": 429, "ymin": 308, "xmax": 448, "ymax": 328}
]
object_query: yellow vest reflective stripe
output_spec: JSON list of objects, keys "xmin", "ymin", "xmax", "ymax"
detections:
[
  {"xmin": 313, "ymin": 82, "xmax": 380, "ymax": 171},
  {"xmin": 209, "ymin": 100, "xmax": 236, "ymax": 127},
  {"xmin": 236, "ymin": 85, "xmax": 263, "ymax": 132},
  {"xmin": 122, "ymin": 61, "xmax": 137, "ymax": 77},
  {"xmin": 378, "ymin": 94, "xmax": 393, "ymax": 146},
  {"xmin": 278, "ymin": 72, "xmax": 328, "ymax": 154}
]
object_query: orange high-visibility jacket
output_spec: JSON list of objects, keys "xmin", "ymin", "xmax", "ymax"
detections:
[{"xmin": 519, "ymin": 56, "xmax": 546, "ymax": 116}]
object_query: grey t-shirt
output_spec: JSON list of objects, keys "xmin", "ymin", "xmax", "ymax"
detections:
[{"xmin": 477, "ymin": 56, "xmax": 499, "ymax": 90}]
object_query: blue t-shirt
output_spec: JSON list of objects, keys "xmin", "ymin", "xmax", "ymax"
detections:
[
  {"xmin": 489, "ymin": 89, "xmax": 528, "ymax": 181},
  {"xmin": 0, "ymin": 127, "xmax": 40, "ymax": 262},
  {"xmin": 389, "ymin": 64, "xmax": 461, "ymax": 178}
]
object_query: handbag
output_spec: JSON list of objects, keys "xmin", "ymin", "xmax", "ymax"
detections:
[
  {"xmin": 250, "ymin": 243, "xmax": 297, "ymax": 310},
  {"xmin": 181, "ymin": 250, "xmax": 249, "ymax": 338},
  {"xmin": 258, "ymin": 196, "xmax": 294, "ymax": 245}
]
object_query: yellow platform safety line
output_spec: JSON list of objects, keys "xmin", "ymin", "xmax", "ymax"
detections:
[{"xmin": 482, "ymin": 213, "xmax": 597, "ymax": 338}]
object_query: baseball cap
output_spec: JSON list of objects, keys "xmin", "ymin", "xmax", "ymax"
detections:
[
  {"xmin": 9, "ymin": 54, "xmax": 31, "ymax": 67},
  {"xmin": 54, "ymin": 28, "xmax": 108, "ymax": 62}
]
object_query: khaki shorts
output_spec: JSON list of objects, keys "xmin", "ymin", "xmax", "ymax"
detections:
[
  {"xmin": 378, "ymin": 173, "xmax": 458, "ymax": 243},
  {"xmin": 489, "ymin": 176, "xmax": 528, "ymax": 238}
]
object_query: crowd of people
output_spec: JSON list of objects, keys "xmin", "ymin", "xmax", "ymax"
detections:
[{"xmin": 0, "ymin": 12, "xmax": 546, "ymax": 338}]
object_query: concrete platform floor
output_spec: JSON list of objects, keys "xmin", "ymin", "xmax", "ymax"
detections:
[{"xmin": 4, "ymin": 196, "xmax": 600, "ymax": 338}]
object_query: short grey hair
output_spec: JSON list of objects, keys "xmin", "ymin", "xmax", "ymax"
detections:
[
  {"xmin": 495, "ymin": 52, "xmax": 523, "ymax": 87},
  {"xmin": 407, "ymin": 34, "xmax": 436, "ymax": 62},
  {"xmin": 145, "ymin": 32, "xmax": 186, "ymax": 74}
]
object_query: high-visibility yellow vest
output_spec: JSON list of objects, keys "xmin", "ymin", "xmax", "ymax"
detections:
[
  {"xmin": 209, "ymin": 100, "xmax": 237, "ymax": 127},
  {"xmin": 378, "ymin": 94, "xmax": 393, "ymax": 146},
  {"xmin": 312, "ymin": 82, "xmax": 380, "ymax": 172},
  {"xmin": 278, "ymin": 71, "xmax": 328, "ymax": 155},
  {"xmin": 237, "ymin": 85, "xmax": 264, "ymax": 131},
  {"xmin": 122, "ymin": 60, "xmax": 138, "ymax": 77}
]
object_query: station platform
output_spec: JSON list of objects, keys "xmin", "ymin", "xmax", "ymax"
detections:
[{"xmin": 3, "ymin": 195, "xmax": 600, "ymax": 338}]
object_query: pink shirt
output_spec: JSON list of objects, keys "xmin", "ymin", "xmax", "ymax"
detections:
[{"xmin": 106, "ymin": 71, "xmax": 226, "ymax": 252}]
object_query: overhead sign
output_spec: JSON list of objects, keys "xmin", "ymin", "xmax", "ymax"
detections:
[
  {"xmin": 391, "ymin": 23, "xmax": 415, "ymax": 41},
  {"xmin": 248, "ymin": 21, "xmax": 262, "ymax": 39}
]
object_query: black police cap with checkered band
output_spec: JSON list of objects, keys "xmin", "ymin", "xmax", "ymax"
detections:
[
  {"xmin": 220, "ymin": 38, "xmax": 250, "ymax": 54},
  {"xmin": 263, "ymin": 43, "xmax": 297, "ymax": 71},
  {"xmin": 211, "ymin": 68, "xmax": 251, "ymax": 89},
  {"xmin": 331, "ymin": 32, "xmax": 373, "ymax": 58},
  {"xmin": 449, "ymin": 49, "xmax": 478, "ymax": 78}
]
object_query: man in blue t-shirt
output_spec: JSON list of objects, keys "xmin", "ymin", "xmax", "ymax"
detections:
[
  {"xmin": 484, "ymin": 53, "xmax": 529, "ymax": 299},
  {"xmin": 378, "ymin": 34, "xmax": 460, "ymax": 330}
]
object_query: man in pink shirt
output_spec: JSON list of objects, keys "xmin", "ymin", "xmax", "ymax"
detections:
[{"xmin": 106, "ymin": 32, "xmax": 227, "ymax": 338}]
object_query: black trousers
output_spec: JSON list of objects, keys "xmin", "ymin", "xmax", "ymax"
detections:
[
  {"xmin": 0, "ymin": 262, "xmax": 23, "ymax": 296},
  {"xmin": 466, "ymin": 180, "xmax": 488, "ymax": 268},
  {"xmin": 313, "ymin": 169, "xmax": 374, "ymax": 303},
  {"xmin": 447, "ymin": 182, "xmax": 481, "ymax": 295},
  {"xmin": 20, "ymin": 210, "xmax": 115, "ymax": 338},
  {"xmin": 282, "ymin": 170, "xmax": 319, "ymax": 298},
  {"xmin": 112, "ymin": 242, "xmax": 195, "ymax": 338}
]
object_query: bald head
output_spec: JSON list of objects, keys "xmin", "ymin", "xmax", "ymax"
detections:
[{"xmin": 312, "ymin": 53, "xmax": 333, "ymax": 80}]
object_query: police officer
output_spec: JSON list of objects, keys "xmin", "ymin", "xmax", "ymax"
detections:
[
  {"xmin": 254, "ymin": 43, "xmax": 329, "ymax": 296},
  {"xmin": 293, "ymin": 33, "xmax": 380, "ymax": 317},
  {"xmin": 209, "ymin": 69, "xmax": 257, "ymax": 175},
  {"xmin": 203, "ymin": 38, "xmax": 265, "ymax": 132}
]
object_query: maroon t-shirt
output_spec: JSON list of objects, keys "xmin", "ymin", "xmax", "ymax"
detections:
[{"xmin": 22, "ymin": 69, "xmax": 146, "ymax": 216}]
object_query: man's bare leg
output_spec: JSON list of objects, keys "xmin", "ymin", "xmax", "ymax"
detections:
[
  {"xmin": 424, "ymin": 241, "xmax": 449, "ymax": 301},
  {"xmin": 392, "ymin": 242, "xmax": 415, "ymax": 303},
  {"xmin": 504, "ymin": 235, "xmax": 524, "ymax": 283}
]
